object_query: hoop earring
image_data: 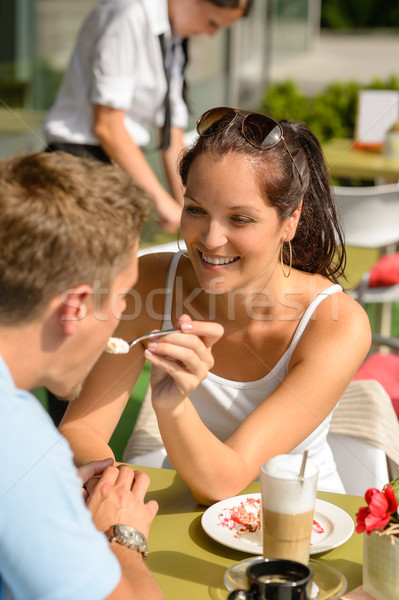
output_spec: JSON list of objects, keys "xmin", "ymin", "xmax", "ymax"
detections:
[
  {"xmin": 280, "ymin": 240, "xmax": 292, "ymax": 278},
  {"xmin": 177, "ymin": 230, "xmax": 190, "ymax": 258}
]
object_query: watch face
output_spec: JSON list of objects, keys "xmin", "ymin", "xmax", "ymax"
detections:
[
  {"xmin": 118, "ymin": 525, "xmax": 135, "ymax": 538},
  {"xmin": 108, "ymin": 525, "xmax": 148, "ymax": 558},
  {"xmin": 117, "ymin": 525, "xmax": 144, "ymax": 543}
]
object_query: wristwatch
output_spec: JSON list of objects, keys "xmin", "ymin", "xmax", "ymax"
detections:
[{"xmin": 105, "ymin": 524, "xmax": 148, "ymax": 559}]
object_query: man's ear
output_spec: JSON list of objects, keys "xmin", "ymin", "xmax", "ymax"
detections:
[
  {"xmin": 284, "ymin": 199, "xmax": 302, "ymax": 242},
  {"xmin": 58, "ymin": 285, "xmax": 92, "ymax": 336}
]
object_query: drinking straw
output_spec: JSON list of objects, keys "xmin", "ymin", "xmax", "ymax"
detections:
[{"xmin": 299, "ymin": 450, "xmax": 308, "ymax": 482}]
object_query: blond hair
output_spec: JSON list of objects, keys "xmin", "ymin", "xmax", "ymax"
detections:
[{"xmin": 0, "ymin": 152, "xmax": 151, "ymax": 323}]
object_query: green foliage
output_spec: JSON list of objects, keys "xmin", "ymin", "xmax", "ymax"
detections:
[
  {"xmin": 109, "ymin": 362, "xmax": 150, "ymax": 462},
  {"xmin": 389, "ymin": 477, "xmax": 399, "ymax": 503},
  {"xmin": 28, "ymin": 60, "xmax": 64, "ymax": 110},
  {"xmin": 258, "ymin": 80, "xmax": 309, "ymax": 122},
  {"xmin": 309, "ymin": 81, "xmax": 359, "ymax": 140},
  {"xmin": 0, "ymin": 59, "xmax": 63, "ymax": 111},
  {"xmin": 260, "ymin": 75, "xmax": 399, "ymax": 142},
  {"xmin": 321, "ymin": 0, "xmax": 399, "ymax": 29}
]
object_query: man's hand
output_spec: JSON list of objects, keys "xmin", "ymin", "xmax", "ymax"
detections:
[
  {"xmin": 85, "ymin": 466, "xmax": 158, "ymax": 538},
  {"xmin": 78, "ymin": 458, "xmax": 114, "ymax": 502}
]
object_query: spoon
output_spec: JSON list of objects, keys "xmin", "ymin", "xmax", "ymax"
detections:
[{"xmin": 105, "ymin": 328, "xmax": 180, "ymax": 354}]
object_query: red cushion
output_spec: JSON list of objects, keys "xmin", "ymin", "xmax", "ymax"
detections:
[
  {"xmin": 369, "ymin": 252, "xmax": 399, "ymax": 287},
  {"xmin": 353, "ymin": 353, "xmax": 399, "ymax": 417}
]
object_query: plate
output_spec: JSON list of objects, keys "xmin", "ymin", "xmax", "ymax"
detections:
[
  {"xmin": 223, "ymin": 557, "xmax": 347, "ymax": 600},
  {"xmin": 201, "ymin": 493, "xmax": 354, "ymax": 555}
]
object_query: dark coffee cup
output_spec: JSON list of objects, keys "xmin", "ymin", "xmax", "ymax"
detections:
[{"xmin": 228, "ymin": 558, "xmax": 313, "ymax": 600}]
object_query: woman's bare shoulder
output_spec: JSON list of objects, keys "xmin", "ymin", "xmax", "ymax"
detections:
[
  {"xmin": 332, "ymin": 288, "xmax": 371, "ymax": 333},
  {"xmin": 117, "ymin": 252, "xmax": 176, "ymax": 336},
  {"xmin": 300, "ymin": 282, "xmax": 372, "ymax": 356}
]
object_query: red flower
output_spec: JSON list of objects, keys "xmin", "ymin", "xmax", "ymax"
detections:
[{"xmin": 356, "ymin": 485, "xmax": 398, "ymax": 535}]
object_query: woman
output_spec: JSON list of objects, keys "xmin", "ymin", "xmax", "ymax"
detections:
[{"xmin": 60, "ymin": 107, "xmax": 371, "ymax": 505}]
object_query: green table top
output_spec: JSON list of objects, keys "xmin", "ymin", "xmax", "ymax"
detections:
[
  {"xmin": 133, "ymin": 465, "xmax": 363, "ymax": 600},
  {"xmin": 322, "ymin": 138, "xmax": 399, "ymax": 181}
]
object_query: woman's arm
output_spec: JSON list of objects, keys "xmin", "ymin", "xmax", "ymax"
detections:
[
  {"xmin": 60, "ymin": 254, "xmax": 225, "ymax": 466},
  {"xmin": 61, "ymin": 317, "xmax": 224, "ymax": 466},
  {"xmin": 161, "ymin": 126, "xmax": 185, "ymax": 206},
  {"xmin": 150, "ymin": 294, "xmax": 372, "ymax": 505},
  {"xmin": 59, "ymin": 342, "xmax": 147, "ymax": 466},
  {"xmin": 59, "ymin": 254, "xmax": 168, "ymax": 465},
  {"xmin": 93, "ymin": 104, "xmax": 182, "ymax": 232}
]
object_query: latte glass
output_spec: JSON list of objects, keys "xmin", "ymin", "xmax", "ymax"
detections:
[{"xmin": 260, "ymin": 454, "xmax": 318, "ymax": 565}]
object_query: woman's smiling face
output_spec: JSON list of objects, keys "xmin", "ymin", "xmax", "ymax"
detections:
[{"xmin": 181, "ymin": 152, "xmax": 290, "ymax": 295}]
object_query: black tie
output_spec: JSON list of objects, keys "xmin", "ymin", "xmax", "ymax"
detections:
[{"xmin": 158, "ymin": 33, "xmax": 171, "ymax": 150}]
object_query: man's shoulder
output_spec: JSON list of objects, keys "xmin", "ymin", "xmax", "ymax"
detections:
[
  {"xmin": 0, "ymin": 390, "xmax": 64, "ymax": 452},
  {"xmin": 0, "ymin": 374, "xmax": 44, "ymax": 426}
]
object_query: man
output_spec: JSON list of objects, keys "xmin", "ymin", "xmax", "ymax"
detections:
[
  {"xmin": 43, "ymin": 0, "xmax": 253, "ymax": 233},
  {"xmin": 0, "ymin": 152, "xmax": 163, "ymax": 599}
]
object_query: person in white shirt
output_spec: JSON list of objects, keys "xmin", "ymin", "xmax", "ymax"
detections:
[{"xmin": 44, "ymin": 0, "xmax": 253, "ymax": 233}]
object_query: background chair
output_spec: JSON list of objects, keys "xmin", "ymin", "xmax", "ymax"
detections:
[
  {"xmin": 333, "ymin": 182, "xmax": 399, "ymax": 337},
  {"xmin": 138, "ymin": 239, "xmax": 180, "ymax": 257},
  {"xmin": 333, "ymin": 183, "xmax": 399, "ymax": 422},
  {"xmin": 328, "ymin": 380, "xmax": 399, "ymax": 495},
  {"xmin": 353, "ymin": 334, "xmax": 399, "ymax": 419}
]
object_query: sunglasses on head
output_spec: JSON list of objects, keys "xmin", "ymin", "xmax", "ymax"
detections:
[{"xmin": 196, "ymin": 107, "xmax": 301, "ymax": 180}]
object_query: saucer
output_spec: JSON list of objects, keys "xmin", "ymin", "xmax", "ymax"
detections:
[{"xmin": 224, "ymin": 557, "xmax": 347, "ymax": 600}]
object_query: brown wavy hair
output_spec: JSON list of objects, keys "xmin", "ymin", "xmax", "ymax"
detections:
[
  {"xmin": 0, "ymin": 152, "xmax": 151, "ymax": 323},
  {"xmin": 179, "ymin": 110, "xmax": 346, "ymax": 283}
]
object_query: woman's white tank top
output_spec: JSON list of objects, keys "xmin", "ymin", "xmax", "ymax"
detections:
[{"xmin": 161, "ymin": 252, "xmax": 345, "ymax": 492}]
